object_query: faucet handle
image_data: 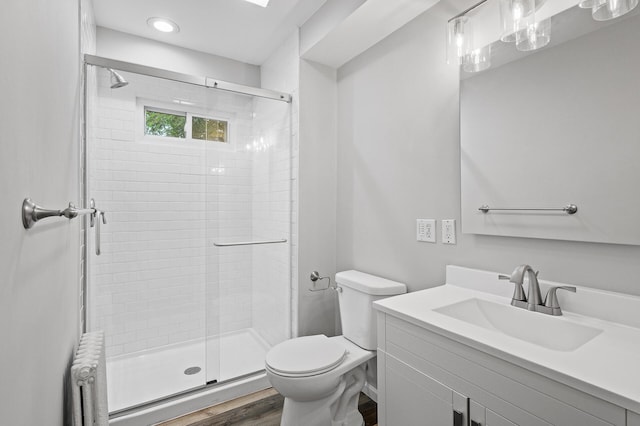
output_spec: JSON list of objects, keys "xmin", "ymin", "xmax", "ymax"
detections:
[
  {"xmin": 498, "ymin": 273, "xmax": 527, "ymax": 305},
  {"xmin": 544, "ymin": 286, "xmax": 577, "ymax": 316}
]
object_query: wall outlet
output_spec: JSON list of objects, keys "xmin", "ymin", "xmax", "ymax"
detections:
[
  {"xmin": 442, "ymin": 219, "xmax": 456, "ymax": 244},
  {"xmin": 417, "ymin": 219, "xmax": 436, "ymax": 243}
]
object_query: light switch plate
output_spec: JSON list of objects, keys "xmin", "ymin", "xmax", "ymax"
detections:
[
  {"xmin": 417, "ymin": 219, "xmax": 436, "ymax": 243},
  {"xmin": 442, "ymin": 219, "xmax": 456, "ymax": 244}
]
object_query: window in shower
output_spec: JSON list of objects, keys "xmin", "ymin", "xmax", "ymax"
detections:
[
  {"xmin": 144, "ymin": 105, "xmax": 229, "ymax": 143},
  {"xmin": 144, "ymin": 107, "xmax": 187, "ymax": 138},
  {"xmin": 192, "ymin": 116, "xmax": 228, "ymax": 143}
]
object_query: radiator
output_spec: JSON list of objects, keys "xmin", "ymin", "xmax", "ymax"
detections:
[{"xmin": 71, "ymin": 331, "xmax": 109, "ymax": 426}]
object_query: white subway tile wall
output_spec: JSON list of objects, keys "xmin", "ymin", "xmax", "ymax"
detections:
[{"xmin": 87, "ymin": 68, "xmax": 292, "ymax": 359}]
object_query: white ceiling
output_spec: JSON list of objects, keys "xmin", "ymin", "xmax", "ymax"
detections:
[{"xmin": 93, "ymin": 0, "xmax": 327, "ymax": 65}]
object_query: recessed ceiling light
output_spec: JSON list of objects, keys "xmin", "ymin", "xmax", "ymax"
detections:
[
  {"xmin": 245, "ymin": 0, "xmax": 270, "ymax": 7},
  {"xmin": 147, "ymin": 17, "xmax": 180, "ymax": 33}
]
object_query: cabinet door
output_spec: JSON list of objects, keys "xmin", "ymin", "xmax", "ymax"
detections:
[
  {"xmin": 384, "ymin": 352, "xmax": 466, "ymax": 426},
  {"xmin": 486, "ymin": 409, "xmax": 517, "ymax": 426},
  {"xmin": 470, "ymin": 400, "xmax": 486, "ymax": 426},
  {"xmin": 471, "ymin": 401, "xmax": 550, "ymax": 426}
]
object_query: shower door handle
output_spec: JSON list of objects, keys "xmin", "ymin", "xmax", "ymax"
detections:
[
  {"xmin": 94, "ymin": 210, "xmax": 106, "ymax": 256},
  {"xmin": 88, "ymin": 198, "xmax": 107, "ymax": 255}
]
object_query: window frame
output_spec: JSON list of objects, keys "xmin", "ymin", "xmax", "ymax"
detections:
[
  {"xmin": 136, "ymin": 99, "xmax": 235, "ymax": 150},
  {"xmin": 143, "ymin": 106, "xmax": 188, "ymax": 140},
  {"xmin": 190, "ymin": 115, "xmax": 230, "ymax": 143}
]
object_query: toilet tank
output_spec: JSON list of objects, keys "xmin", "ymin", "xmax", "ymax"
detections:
[{"xmin": 335, "ymin": 270, "xmax": 406, "ymax": 350}]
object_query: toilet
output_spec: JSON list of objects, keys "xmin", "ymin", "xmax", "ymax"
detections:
[{"xmin": 265, "ymin": 270, "xmax": 406, "ymax": 426}]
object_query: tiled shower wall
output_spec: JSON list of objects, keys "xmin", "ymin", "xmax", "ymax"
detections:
[{"xmin": 87, "ymin": 68, "xmax": 290, "ymax": 358}]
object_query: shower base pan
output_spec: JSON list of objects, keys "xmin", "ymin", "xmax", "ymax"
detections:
[{"xmin": 107, "ymin": 328, "xmax": 270, "ymax": 418}]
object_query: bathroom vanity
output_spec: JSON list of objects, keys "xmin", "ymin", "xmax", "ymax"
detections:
[{"xmin": 373, "ymin": 266, "xmax": 640, "ymax": 426}]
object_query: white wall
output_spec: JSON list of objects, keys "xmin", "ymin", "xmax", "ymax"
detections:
[
  {"xmin": 300, "ymin": 0, "xmax": 367, "ymax": 55},
  {"xmin": 96, "ymin": 27, "xmax": 261, "ymax": 87},
  {"xmin": 298, "ymin": 59, "xmax": 339, "ymax": 336},
  {"xmin": 0, "ymin": 0, "xmax": 81, "ymax": 424},
  {"xmin": 336, "ymin": 0, "xmax": 640, "ymax": 296},
  {"xmin": 258, "ymin": 30, "xmax": 340, "ymax": 338}
]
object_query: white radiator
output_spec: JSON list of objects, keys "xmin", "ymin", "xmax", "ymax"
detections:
[{"xmin": 71, "ymin": 331, "xmax": 109, "ymax": 426}]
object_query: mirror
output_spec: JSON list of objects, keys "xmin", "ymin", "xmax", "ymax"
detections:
[{"xmin": 460, "ymin": 5, "xmax": 640, "ymax": 245}]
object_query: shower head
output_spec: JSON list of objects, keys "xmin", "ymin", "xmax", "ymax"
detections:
[{"xmin": 108, "ymin": 68, "xmax": 128, "ymax": 89}]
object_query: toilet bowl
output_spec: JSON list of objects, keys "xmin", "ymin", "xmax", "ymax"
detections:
[
  {"xmin": 266, "ymin": 335, "xmax": 374, "ymax": 426},
  {"xmin": 265, "ymin": 270, "xmax": 406, "ymax": 426}
]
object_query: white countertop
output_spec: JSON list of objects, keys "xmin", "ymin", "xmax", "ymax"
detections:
[{"xmin": 373, "ymin": 265, "xmax": 640, "ymax": 414}]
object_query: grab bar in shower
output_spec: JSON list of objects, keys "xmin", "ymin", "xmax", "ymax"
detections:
[
  {"xmin": 22, "ymin": 198, "xmax": 100, "ymax": 229},
  {"xmin": 213, "ymin": 238, "xmax": 287, "ymax": 247}
]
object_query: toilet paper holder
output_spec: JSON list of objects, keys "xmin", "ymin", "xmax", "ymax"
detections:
[{"xmin": 309, "ymin": 271, "xmax": 340, "ymax": 292}]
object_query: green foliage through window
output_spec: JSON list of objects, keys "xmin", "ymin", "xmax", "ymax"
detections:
[
  {"xmin": 145, "ymin": 109, "xmax": 186, "ymax": 138},
  {"xmin": 192, "ymin": 116, "xmax": 228, "ymax": 142}
]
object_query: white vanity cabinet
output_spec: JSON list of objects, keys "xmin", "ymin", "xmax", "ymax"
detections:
[
  {"xmin": 382, "ymin": 351, "xmax": 468, "ymax": 426},
  {"xmin": 377, "ymin": 314, "xmax": 627, "ymax": 426},
  {"xmin": 628, "ymin": 412, "xmax": 640, "ymax": 426}
]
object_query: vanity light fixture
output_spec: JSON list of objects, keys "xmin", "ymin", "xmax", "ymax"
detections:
[
  {"xmin": 500, "ymin": 0, "xmax": 537, "ymax": 42},
  {"xmin": 446, "ymin": 0, "xmax": 494, "ymax": 65},
  {"xmin": 448, "ymin": 0, "xmax": 550, "ymax": 73},
  {"xmin": 244, "ymin": 0, "xmax": 270, "ymax": 7},
  {"xmin": 463, "ymin": 45, "xmax": 492, "ymax": 72},
  {"xmin": 516, "ymin": 18, "xmax": 551, "ymax": 51},
  {"xmin": 578, "ymin": 0, "xmax": 601, "ymax": 7},
  {"xmin": 591, "ymin": 0, "xmax": 639, "ymax": 21},
  {"xmin": 500, "ymin": 0, "xmax": 552, "ymax": 52},
  {"xmin": 447, "ymin": 15, "xmax": 474, "ymax": 64},
  {"xmin": 147, "ymin": 17, "xmax": 180, "ymax": 33}
]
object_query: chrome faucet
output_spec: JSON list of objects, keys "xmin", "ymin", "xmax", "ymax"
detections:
[{"xmin": 499, "ymin": 264, "xmax": 576, "ymax": 316}]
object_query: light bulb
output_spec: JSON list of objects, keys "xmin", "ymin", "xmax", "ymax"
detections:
[
  {"xmin": 447, "ymin": 16, "xmax": 472, "ymax": 64},
  {"xmin": 513, "ymin": 4, "xmax": 523, "ymax": 19}
]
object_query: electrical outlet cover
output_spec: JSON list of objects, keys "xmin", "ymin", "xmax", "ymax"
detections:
[{"xmin": 442, "ymin": 219, "xmax": 456, "ymax": 244}]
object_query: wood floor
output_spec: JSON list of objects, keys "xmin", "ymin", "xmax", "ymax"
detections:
[{"xmin": 158, "ymin": 388, "xmax": 378, "ymax": 426}]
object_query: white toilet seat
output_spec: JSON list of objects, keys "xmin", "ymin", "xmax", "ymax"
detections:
[{"xmin": 265, "ymin": 335, "xmax": 347, "ymax": 377}]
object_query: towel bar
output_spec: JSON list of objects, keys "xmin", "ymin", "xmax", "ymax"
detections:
[
  {"xmin": 213, "ymin": 239, "xmax": 287, "ymax": 247},
  {"xmin": 478, "ymin": 204, "xmax": 578, "ymax": 215}
]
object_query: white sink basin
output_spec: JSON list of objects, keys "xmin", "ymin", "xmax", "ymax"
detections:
[{"xmin": 434, "ymin": 298, "xmax": 602, "ymax": 352}]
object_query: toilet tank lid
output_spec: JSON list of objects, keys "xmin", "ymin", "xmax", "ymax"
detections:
[{"xmin": 335, "ymin": 270, "xmax": 407, "ymax": 296}]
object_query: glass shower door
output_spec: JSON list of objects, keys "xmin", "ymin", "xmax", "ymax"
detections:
[
  {"xmin": 86, "ymin": 65, "xmax": 212, "ymax": 412},
  {"xmin": 205, "ymin": 93, "xmax": 292, "ymax": 384},
  {"xmin": 86, "ymin": 60, "xmax": 292, "ymax": 411}
]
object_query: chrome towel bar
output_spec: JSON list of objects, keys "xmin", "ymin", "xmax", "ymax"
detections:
[
  {"xmin": 479, "ymin": 204, "xmax": 578, "ymax": 215},
  {"xmin": 213, "ymin": 238, "xmax": 287, "ymax": 247}
]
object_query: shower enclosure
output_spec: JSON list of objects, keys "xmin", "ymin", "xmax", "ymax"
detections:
[{"xmin": 83, "ymin": 56, "xmax": 292, "ymax": 413}]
